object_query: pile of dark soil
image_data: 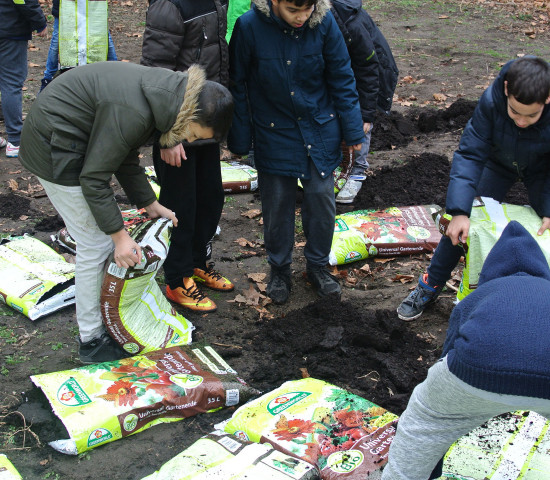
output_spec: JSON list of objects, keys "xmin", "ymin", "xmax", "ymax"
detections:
[{"xmin": 238, "ymin": 296, "xmax": 440, "ymax": 415}]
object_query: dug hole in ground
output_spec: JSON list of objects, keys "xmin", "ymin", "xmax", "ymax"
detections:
[{"xmin": 0, "ymin": 0, "xmax": 549, "ymax": 478}]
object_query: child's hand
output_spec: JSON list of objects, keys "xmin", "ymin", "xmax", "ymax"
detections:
[
  {"xmin": 160, "ymin": 144, "xmax": 187, "ymax": 167},
  {"xmin": 447, "ymin": 215, "xmax": 470, "ymax": 245},
  {"xmin": 144, "ymin": 200, "xmax": 178, "ymax": 227},
  {"xmin": 111, "ymin": 229, "xmax": 142, "ymax": 268},
  {"xmin": 348, "ymin": 144, "xmax": 362, "ymax": 155},
  {"xmin": 537, "ymin": 217, "xmax": 550, "ymax": 236}
]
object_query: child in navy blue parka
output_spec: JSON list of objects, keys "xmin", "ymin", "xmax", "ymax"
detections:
[
  {"xmin": 398, "ymin": 56, "xmax": 550, "ymax": 321},
  {"xmin": 228, "ymin": 0, "xmax": 364, "ymax": 304},
  {"xmin": 383, "ymin": 221, "xmax": 550, "ymax": 479}
]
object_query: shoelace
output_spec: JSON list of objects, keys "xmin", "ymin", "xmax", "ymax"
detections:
[
  {"xmin": 205, "ymin": 265, "xmax": 224, "ymax": 282},
  {"xmin": 183, "ymin": 283, "xmax": 208, "ymax": 302}
]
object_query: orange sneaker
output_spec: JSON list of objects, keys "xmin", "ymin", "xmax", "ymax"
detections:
[
  {"xmin": 192, "ymin": 263, "xmax": 234, "ymax": 291},
  {"xmin": 166, "ymin": 277, "xmax": 217, "ymax": 312}
]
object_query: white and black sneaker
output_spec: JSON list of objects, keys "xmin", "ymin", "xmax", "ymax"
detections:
[
  {"xmin": 78, "ymin": 332, "xmax": 132, "ymax": 364},
  {"xmin": 336, "ymin": 178, "xmax": 363, "ymax": 204}
]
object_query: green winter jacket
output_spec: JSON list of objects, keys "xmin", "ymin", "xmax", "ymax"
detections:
[{"xmin": 20, "ymin": 61, "xmax": 206, "ymax": 235}]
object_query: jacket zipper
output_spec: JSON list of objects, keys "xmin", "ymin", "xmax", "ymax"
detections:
[{"xmin": 195, "ymin": 24, "xmax": 208, "ymax": 62}]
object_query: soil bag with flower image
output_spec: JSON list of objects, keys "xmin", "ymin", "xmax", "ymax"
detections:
[
  {"xmin": 141, "ymin": 430, "xmax": 319, "ymax": 480},
  {"xmin": 31, "ymin": 344, "xmax": 260, "ymax": 455},
  {"xmin": 101, "ymin": 218, "xmax": 194, "ymax": 354},
  {"xmin": 219, "ymin": 377, "xmax": 398, "ymax": 479},
  {"xmin": 0, "ymin": 454, "xmax": 23, "ymax": 479},
  {"xmin": 329, "ymin": 205, "xmax": 441, "ymax": 265},
  {"xmin": 0, "ymin": 235, "xmax": 75, "ymax": 320}
]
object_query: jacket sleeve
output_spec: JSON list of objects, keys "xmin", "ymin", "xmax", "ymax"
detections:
[
  {"xmin": 14, "ymin": 0, "xmax": 47, "ymax": 33},
  {"xmin": 79, "ymin": 104, "xmax": 157, "ymax": 235},
  {"xmin": 140, "ymin": 0, "xmax": 186, "ymax": 70},
  {"xmin": 227, "ymin": 18, "xmax": 253, "ymax": 155},
  {"xmin": 322, "ymin": 14, "xmax": 364, "ymax": 146},
  {"xmin": 445, "ymin": 89, "xmax": 495, "ymax": 217},
  {"xmin": 347, "ymin": 18, "xmax": 379, "ymax": 123}
]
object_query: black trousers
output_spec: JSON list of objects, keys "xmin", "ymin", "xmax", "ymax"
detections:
[{"xmin": 153, "ymin": 142, "xmax": 224, "ymax": 287}]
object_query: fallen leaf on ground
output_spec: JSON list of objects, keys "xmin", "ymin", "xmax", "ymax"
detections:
[
  {"xmin": 8, "ymin": 179, "xmax": 18, "ymax": 191},
  {"xmin": 241, "ymin": 209, "xmax": 261, "ymax": 219},
  {"xmin": 235, "ymin": 237, "xmax": 255, "ymax": 247},
  {"xmin": 391, "ymin": 274, "xmax": 415, "ymax": 284},
  {"xmin": 247, "ymin": 272, "xmax": 267, "ymax": 283},
  {"xmin": 300, "ymin": 368, "xmax": 310, "ymax": 378},
  {"xmin": 374, "ymin": 257, "xmax": 394, "ymax": 264}
]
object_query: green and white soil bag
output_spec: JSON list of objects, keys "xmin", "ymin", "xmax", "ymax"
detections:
[
  {"xmin": 142, "ymin": 431, "xmax": 319, "ymax": 480},
  {"xmin": 221, "ymin": 161, "xmax": 258, "ymax": 193},
  {"xmin": 31, "ymin": 344, "xmax": 260, "ymax": 455},
  {"xmin": 0, "ymin": 454, "xmax": 22, "ymax": 479},
  {"xmin": 59, "ymin": 0, "xmax": 108, "ymax": 67},
  {"xmin": 101, "ymin": 218, "xmax": 194, "ymax": 354},
  {"xmin": 439, "ymin": 411, "xmax": 550, "ymax": 479},
  {"xmin": 329, "ymin": 205, "xmax": 441, "ymax": 265},
  {"xmin": 220, "ymin": 378, "xmax": 398, "ymax": 479},
  {"xmin": 0, "ymin": 235, "xmax": 75, "ymax": 320},
  {"xmin": 52, "ymin": 209, "xmax": 150, "ymax": 254},
  {"xmin": 434, "ymin": 196, "xmax": 550, "ymax": 300}
]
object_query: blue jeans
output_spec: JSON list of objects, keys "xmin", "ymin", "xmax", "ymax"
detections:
[
  {"xmin": 350, "ymin": 124, "xmax": 372, "ymax": 177},
  {"xmin": 0, "ymin": 39, "xmax": 28, "ymax": 145},
  {"xmin": 43, "ymin": 18, "xmax": 118, "ymax": 80},
  {"xmin": 258, "ymin": 161, "xmax": 336, "ymax": 268},
  {"xmin": 427, "ymin": 165, "xmax": 547, "ymax": 286}
]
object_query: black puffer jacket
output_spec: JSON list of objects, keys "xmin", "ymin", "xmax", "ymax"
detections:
[
  {"xmin": 0, "ymin": 0, "xmax": 47, "ymax": 40},
  {"xmin": 331, "ymin": 0, "xmax": 398, "ymax": 122},
  {"xmin": 140, "ymin": 0, "xmax": 228, "ymax": 86}
]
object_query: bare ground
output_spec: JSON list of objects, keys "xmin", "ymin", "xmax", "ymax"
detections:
[{"xmin": 0, "ymin": 1, "xmax": 549, "ymax": 478}]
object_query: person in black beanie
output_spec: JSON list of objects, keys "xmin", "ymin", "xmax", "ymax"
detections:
[{"xmin": 382, "ymin": 220, "xmax": 550, "ymax": 480}]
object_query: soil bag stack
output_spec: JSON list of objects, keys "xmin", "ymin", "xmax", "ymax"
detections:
[
  {"xmin": 219, "ymin": 378, "xmax": 398, "ymax": 479},
  {"xmin": 221, "ymin": 160, "xmax": 258, "ymax": 193},
  {"xmin": 329, "ymin": 205, "xmax": 441, "ymax": 265},
  {"xmin": 441, "ymin": 411, "xmax": 550, "ymax": 479},
  {"xmin": 31, "ymin": 344, "xmax": 260, "ymax": 455},
  {"xmin": 0, "ymin": 454, "xmax": 22, "ymax": 479},
  {"xmin": 101, "ymin": 218, "xmax": 194, "ymax": 354},
  {"xmin": 434, "ymin": 196, "xmax": 550, "ymax": 300},
  {"xmin": 0, "ymin": 235, "xmax": 75, "ymax": 319},
  {"xmin": 141, "ymin": 431, "xmax": 319, "ymax": 479}
]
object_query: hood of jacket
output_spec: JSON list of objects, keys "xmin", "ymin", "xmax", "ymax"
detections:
[
  {"xmin": 252, "ymin": 0, "xmax": 331, "ymax": 29},
  {"xmin": 478, "ymin": 220, "xmax": 550, "ymax": 286},
  {"xmin": 331, "ymin": 0, "xmax": 362, "ymax": 14},
  {"xmin": 145, "ymin": 64, "xmax": 206, "ymax": 148}
]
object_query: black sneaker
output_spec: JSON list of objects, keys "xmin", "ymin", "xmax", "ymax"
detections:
[
  {"xmin": 78, "ymin": 332, "xmax": 132, "ymax": 364},
  {"xmin": 306, "ymin": 265, "xmax": 341, "ymax": 297},
  {"xmin": 397, "ymin": 273, "xmax": 443, "ymax": 321},
  {"xmin": 39, "ymin": 77, "xmax": 52, "ymax": 93},
  {"xmin": 266, "ymin": 265, "xmax": 291, "ymax": 304}
]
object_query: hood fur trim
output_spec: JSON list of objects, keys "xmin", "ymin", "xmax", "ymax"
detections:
[
  {"xmin": 253, "ymin": 0, "xmax": 331, "ymax": 29},
  {"xmin": 159, "ymin": 64, "xmax": 206, "ymax": 148}
]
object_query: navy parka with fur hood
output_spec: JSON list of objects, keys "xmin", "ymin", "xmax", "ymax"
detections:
[
  {"xmin": 446, "ymin": 58, "xmax": 550, "ymax": 218},
  {"xmin": 227, "ymin": 0, "xmax": 364, "ymax": 180},
  {"xmin": 330, "ymin": 0, "xmax": 398, "ymax": 123}
]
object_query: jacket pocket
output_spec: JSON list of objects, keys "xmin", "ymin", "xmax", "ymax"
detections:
[{"xmin": 50, "ymin": 131, "xmax": 87, "ymax": 180}]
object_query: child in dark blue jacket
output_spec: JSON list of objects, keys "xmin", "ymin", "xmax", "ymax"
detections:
[
  {"xmin": 398, "ymin": 56, "xmax": 550, "ymax": 321},
  {"xmin": 383, "ymin": 221, "xmax": 550, "ymax": 479},
  {"xmin": 228, "ymin": 0, "xmax": 364, "ymax": 304},
  {"xmin": 331, "ymin": 0, "xmax": 398, "ymax": 204}
]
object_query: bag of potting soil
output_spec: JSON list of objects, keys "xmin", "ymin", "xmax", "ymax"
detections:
[
  {"xmin": 141, "ymin": 431, "xmax": 320, "ymax": 480},
  {"xmin": 221, "ymin": 161, "xmax": 258, "ymax": 193},
  {"xmin": 434, "ymin": 196, "xmax": 550, "ymax": 300},
  {"xmin": 0, "ymin": 454, "xmax": 22, "ymax": 479},
  {"xmin": 101, "ymin": 218, "xmax": 194, "ymax": 354},
  {"xmin": 333, "ymin": 144, "xmax": 355, "ymax": 194},
  {"xmin": 52, "ymin": 208, "xmax": 152, "ymax": 254},
  {"xmin": 441, "ymin": 411, "xmax": 550, "ymax": 479},
  {"xmin": 31, "ymin": 344, "xmax": 260, "ymax": 455},
  {"xmin": 0, "ymin": 235, "xmax": 75, "ymax": 320},
  {"xmin": 219, "ymin": 378, "xmax": 398, "ymax": 479},
  {"xmin": 144, "ymin": 166, "xmax": 161, "ymax": 198},
  {"xmin": 329, "ymin": 205, "xmax": 441, "ymax": 265}
]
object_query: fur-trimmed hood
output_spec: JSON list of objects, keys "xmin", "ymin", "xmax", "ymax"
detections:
[
  {"xmin": 157, "ymin": 64, "xmax": 206, "ymax": 148},
  {"xmin": 252, "ymin": 0, "xmax": 331, "ymax": 29}
]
